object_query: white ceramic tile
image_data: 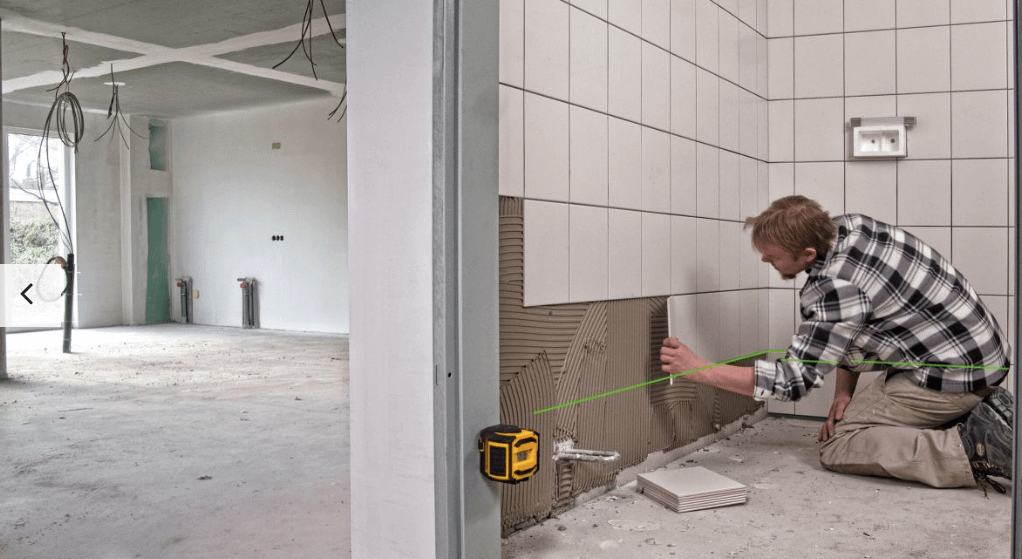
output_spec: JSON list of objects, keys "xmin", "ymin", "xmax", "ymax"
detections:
[
  {"xmin": 845, "ymin": 161, "xmax": 897, "ymax": 225},
  {"xmin": 845, "ymin": 31, "xmax": 896, "ymax": 96},
  {"xmin": 571, "ymin": 0, "xmax": 608, "ymax": 19},
  {"xmin": 719, "ymin": 221, "xmax": 742, "ymax": 290},
  {"xmin": 609, "ymin": 208, "xmax": 643, "ymax": 298},
  {"xmin": 739, "ymin": 23, "xmax": 758, "ymax": 93},
  {"xmin": 609, "ymin": 117, "xmax": 643, "ymax": 209},
  {"xmin": 500, "ymin": 0, "xmax": 525, "ymax": 88},
  {"xmin": 642, "ymin": 42, "xmax": 671, "ymax": 130},
  {"xmin": 570, "ymin": 106, "xmax": 609, "ymax": 205},
  {"xmin": 719, "ymin": 11, "xmax": 740, "ymax": 84},
  {"xmin": 756, "ymin": 0, "xmax": 768, "ymax": 35},
  {"xmin": 902, "ymin": 226, "xmax": 952, "ymax": 262},
  {"xmin": 897, "ymin": 160, "xmax": 951, "ymax": 226},
  {"xmin": 951, "ymin": 158, "xmax": 1009, "ymax": 226},
  {"xmin": 739, "ymin": 224, "xmax": 760, "ymax": 288},
  {"xmin": 950, "ymin": 0, "xmax": 1005, "ymax": 23},
  {"xmin": 844, "ymin": 0, "xmax": 895, "ymax": 31},
  {"xmin": 897, "ymin": 26, "xmax": 951, "ymax": 94},
  {"xmin": 897, "ymin": 93, "xmax": 951, "ymax": 160},
  {"xmin": 793, "ymin": 98, "xmax": 844, "ymax": 162},
  {"xmin": 499, "ymin": 86, "xmax": 525, "ymax": 198},
  {"xmin": 719, "ymin": 80, "xmax": 741, "ymax": 153},
  {"xmin": 642, "ymin": 212, "xmax": 672, "ymax": 296},
  {"xmin": 569, "ymin": 204, "xmax": 609, "ymax": 302},
  {"xmin": 757, "ymin": 34, "xmax": 769, "ymax": 99},
  {"xmin": 696, "ymin": 0, "xmax": 719, "ymax": 73},
  {"xmin": 671, "ymin": 136, "xmax": 698, "ymax": 215},
  {"xmin": 758, "ymin": 97, "xmax": 769, "ymax": 161},
  {"xmin": 845, "ymin": 95, "xmax": 897, "ymax": 158},
  {"xmin": 667, "ymin": 294, "xmax": 698, "ymax": 344},
  {"xmin": 767, "ymin": 38, "xmax": 793, "ymax": 100},
  {"xmin": 768, "ymin": 288, "xmax": 796, "ymax": 353},
  {"xmin": 951, "ymin": 22, "xmax": 1008, "ymax": 91},
  {"xmin": 758, "ymin": 161, "xmax": 770, "ymax": 213},
  {"xmin": 739, "ymin": 155, "xmax": 760, "ymax": 220},
  {"xmin": 718, "ymin": 0, "xmax": 738, "ymax": 15},
  {"xmin": 696, "ymin": 144, "xmax": 720, "ymax": 218},
  {"xmin": 671, "ymin": 55, "xmax": 697, "ymax": 138},
  {"xmin": 695, "ymin": 292, "xmax": 722, "ymax": 361},
  {"xmin": 951, "ymin": 90, "xmax": 1009, "ymax": 159},
  {"xmin": 739, "ymin": 0, "xmax": 758, "ymax": 28},
  {"xmin": 952, "ymin": 227, "xmax": 1009, "ymax": 295},
  {"xmin": 570, "ymin": 7, "xmax": 609, "ymax": 112},
  {"xmin": 738, "ymin": 89, "xmax": 758, "ymax": 158},
  {"xmin": 524, "ymin": 200, "xmax": 570, "ymax": 306},
  {"xmin": 643, "ymin": 0, "xmax": 672, "ymax": 49},
  {"xmin": 671, "ymin": 215, "xmax": 699, "ymax": 293},
  {"xmin": 525, "ymin": 93, "xmax": 570, "ymax": 201},
  {"xmin": 738, "ymin": 290, "xmax": 760, "ymax": 356},
  {"xmin": 719, "ymin": 150, "xmax": 740, "ymax": 220},
  {"xmin": 696, "ymin": 68, "xmax": 720, "ymax": 145},
  {"xmin": 525, "ymin": 0, "xmax": 570, "ymax": 101},
  {"xmin": 768, "ymin": 100, "xmax": 794, "ymax": 162},
  {"xmin": 718, "ymin": 290, "xmax": 741, "ymax": 359},
  {"xmin": 768, "ymin": 162, "xmax": 795, "ymax": 202},
  {"xmin": 1011, "ymin": 22, "xmax": 1017, "ymax": 90},
  {"xmin": 768, "ymin": 0, "xmax": 794, "ymax": 37},
  {"xmin": 696, "ymin": 218, "xmax": 721, "ymax": 291},
  {"xmin": 608, "ymin": 0, "xmax": 642, "ymax": 34},
  {"xmin": 794, "ymin": 162, "xmax": 844, "ymax": 216},
  {"xmin": 642, "ymin": 128, "xmax": 672, "ymax": 211},
  {"xmin": 897, "ymin": 0, "xmax": 949, "ymax": 28},
  {"xmin": 793, "ymin": 0, "xmax": 842, "ymax": 35},
  {"xmin": 794, "ymin": 34, "xmax": 843, "ymax": 99},
  {"xmin": 671, "ymin": 0, "xmax": 697, "ymax": 61},
  {"xmin": 608, "ymin": 27, "xmax": 642, "ymax": 122}
]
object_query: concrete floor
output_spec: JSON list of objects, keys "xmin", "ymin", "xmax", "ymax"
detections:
[
  {"xmin": 1, "ymin": 325, "xmax": 1012, "ymax": 559},
  {"xmin": 0, "ymin": 325, "xmax": 349, "ymax": 559},
  {"xmin": 503, "ymin": 417, "xmax": 1012, "ymax": 559}
]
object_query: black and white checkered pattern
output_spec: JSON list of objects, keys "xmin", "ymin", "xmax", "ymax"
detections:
[{"xmin": 754, "ymin": 215, "xmax": 1011, "ymax": 402}]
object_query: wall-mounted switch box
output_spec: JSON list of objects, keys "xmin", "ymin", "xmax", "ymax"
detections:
[
  {"xmin": 193, "ymin": 290, "xmax": 200, "ymax": 299},
  {"xmin": 853, "ymin": 124, "xmax": 906, "ymax": 158}
]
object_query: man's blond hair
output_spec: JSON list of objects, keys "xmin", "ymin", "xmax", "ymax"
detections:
[{"xmin": 744, "ymin": 195, "xmax": 837, "ymax": 259}]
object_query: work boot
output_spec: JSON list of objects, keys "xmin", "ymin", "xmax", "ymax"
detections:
[{"xmin": 959, "ymin": 388, "xmax": 1014, "ymax": 494}]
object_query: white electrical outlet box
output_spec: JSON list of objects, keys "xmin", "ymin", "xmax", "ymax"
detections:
[{"xmin": 852, "ymin": 124, "xmax": 906, "ymax": 158}]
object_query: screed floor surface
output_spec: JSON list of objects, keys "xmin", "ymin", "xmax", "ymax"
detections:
[
  {"xmin": 0, "ymin": 325, "xmax": 349, "ymax": 559},
  {"xmin": 503, "ymin": 416, "xmax": 1012, "ymax": 559}
]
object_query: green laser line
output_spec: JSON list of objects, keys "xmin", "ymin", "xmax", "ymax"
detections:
[{"xmin": 532, "ymin": 350, "xmax": 1011, "ymax": 415}]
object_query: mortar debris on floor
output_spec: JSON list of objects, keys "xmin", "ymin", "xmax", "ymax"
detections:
[{"xmin": 502, "ymin": 417, "xmax": 1011, "ymax": 559}]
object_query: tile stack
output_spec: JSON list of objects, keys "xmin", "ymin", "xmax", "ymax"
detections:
[{"xmin": 637, "ymin": 466, "xmax": 747, "ymax": 513}]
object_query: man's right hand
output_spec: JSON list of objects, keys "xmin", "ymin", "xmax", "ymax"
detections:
[{"xmin": 818, "ymin": 394, "xmax": 851, "ymax": 442}]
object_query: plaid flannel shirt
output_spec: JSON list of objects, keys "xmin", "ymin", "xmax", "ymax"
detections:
[{"xmin": 754, "ymin": 215, "xmax": 1011, "ymax": 402}]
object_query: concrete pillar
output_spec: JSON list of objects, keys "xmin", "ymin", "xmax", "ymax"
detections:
[
  {"xmin": 0, "ymin": 18, "xmax": 7, "ymax": 380},
  {"xmin": 348, "ymin": 1, "xmax": 499, "ymax": 558}
]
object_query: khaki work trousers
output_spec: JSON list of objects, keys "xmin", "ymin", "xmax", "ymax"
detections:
[{"xmin": 819, "ymin": 372, "xmax": 988, "ymax": 488}]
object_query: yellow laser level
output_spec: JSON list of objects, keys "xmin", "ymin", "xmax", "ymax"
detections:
[{"xmin": 478, "ymin": 425, "xmax": 539, "ymax": 484}]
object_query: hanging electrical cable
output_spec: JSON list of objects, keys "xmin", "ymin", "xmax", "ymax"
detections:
[
  {"xmin": 95, "ymin": 65, "xmax": 144, "ymax": 148},
  {"xmin": 273, "ymin": 0, "xmax": 345, "ymax": 81},
  {"xmin": 327, "ymin": 87, "xmax": 347, "ymax": 122}
]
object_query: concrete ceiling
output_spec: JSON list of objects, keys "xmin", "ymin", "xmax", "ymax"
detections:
[{"xmin": 0, "ymin": 0, "xmax": 346, "ymax": 118}]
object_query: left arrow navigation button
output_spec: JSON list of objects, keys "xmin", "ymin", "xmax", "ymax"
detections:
[{"xmin": 21, "ymin": 284, "xmax": 33, "ymax": 304}]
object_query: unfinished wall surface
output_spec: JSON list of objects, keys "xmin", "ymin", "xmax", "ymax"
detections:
[
  {"xmin": 170, "ymin": 99, "xmax": 348, "ymax": 333},
  {"xmin": 766, "ymin": 0, "xmax": 1017, "ymax": 415},
  {"xmin": 3, "ymin": 102, "xmax": 125, "ymax": 329},
  {"xmin": 498, "ymin": 197, "xmax": 762, "ymax": 532}
]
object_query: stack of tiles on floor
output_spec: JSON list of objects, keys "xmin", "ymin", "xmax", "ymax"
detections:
[{"xmin": 637, "ymin": 466, "xmax": 747, "ymax": 513}]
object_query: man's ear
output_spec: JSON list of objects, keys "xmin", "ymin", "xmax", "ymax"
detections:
[{"xmin": 803, "ymin": 247, "xmax": 817, "ymax": 261}]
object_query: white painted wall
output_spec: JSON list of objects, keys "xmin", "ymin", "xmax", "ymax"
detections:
[
  {"xmin": 347, "ymin": 1, "xmax": 438, "ymax": 557},
  {"xmin": 170, "ymin": 99, "xmax": 348, "ymax": 333}
]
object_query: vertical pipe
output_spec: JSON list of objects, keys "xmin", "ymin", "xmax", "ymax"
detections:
[
  {"xmin": 62, "ymin": 252, "xmax": 74, "ymax": 353},
  {"xmin": 0, "ymin": 17, "xmax": 7, "ymax": 379}
]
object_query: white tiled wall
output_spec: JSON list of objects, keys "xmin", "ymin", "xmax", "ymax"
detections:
[
  {"xmin": 766, "ymin": 0, "xmax": 1016, "ymax": 416},
  {"xmin": 500, "ymin": 0, "xmax": 1016, "ymax": 415}
]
